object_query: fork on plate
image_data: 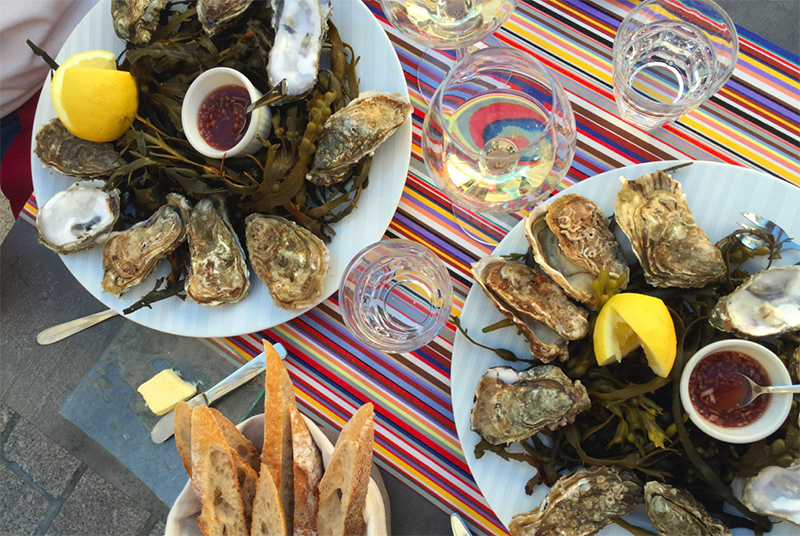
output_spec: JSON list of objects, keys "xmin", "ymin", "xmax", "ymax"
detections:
[{"xmin": 737, "ymin": 212, "xmax": 800, "ymax": 252}]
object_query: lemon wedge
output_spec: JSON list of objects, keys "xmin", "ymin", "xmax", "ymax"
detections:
[{"xmin": 593, "ymin": 293, "xmax": 677, "ymax": 378}]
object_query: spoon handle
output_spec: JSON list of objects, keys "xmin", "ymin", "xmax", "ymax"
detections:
[
  {"xmin": 764, "ymin": 384, "xmax": 800, "ymax": 395},
  {"xmin": 36, "ymin": 309, "xmax": 119, "ymax": 345}
]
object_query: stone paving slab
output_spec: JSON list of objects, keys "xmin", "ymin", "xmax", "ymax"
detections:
[
  {"xmin": 0, "ymin": 402, "xmax": 13, "ymax": 433},
  {"xmin": 0, "ymin": 464, "xmax": 51, "ymax": 536},
  {"xmin": 4, "ymin": 417, "xmax": 83, "ymax": 497},
  {"xmin": 148, "ymin": 518, "xmax": 166, "ymax": 536},
  {"xmin": 46, "ymin": 468, "xmax": 150, "ymax": 536}
]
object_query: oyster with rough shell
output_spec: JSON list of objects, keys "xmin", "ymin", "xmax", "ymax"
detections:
[
  {"xmin": 111, "ymin": 0, "xmax": 170, "ymax": 46},
  {"xmin": 645, "ymin": 482, "xmax": 731, "ymax": 536},
  {"xmin": 307, "ymin": 91, "xmax": 412, "ymax": 186},
  {"xmin": 102, "ymin": 193, "xmax": 191, "ymax": 297},
  {"xmin": 35, "ymin": 119, "xmax": 122, "ymax": 178},
  {"xmin": 710, "ymin": 265, "xmax": 800, "ymax": 338},
  {"xmin": 525, "ymin": 194, "xmax": 628, "ymax": 310},
  {"xmin": 615, "ymin": 171, "xmax": 725, "ymax": 288},
  {"xmin": 245, "ymin": 214, "xmax": 330, "ymax": 310},
  {"xmin": 471, "ymin": 365, "xmax": 590, "ymax": 445},
  {"xmin": 37, "ymin": 181, "xmax": 120, "ymax": 254},
  {"xmin": 741, "ymin": 463, "xmax": 800, "ymax": 525},
  {"xmin": 471, "ymin": 256, "xmax": 590, "ymax": 362},
  {"xmin": 509, "ymin": 466, "xmax": 643, "ymax": 536},
  {"xmin": 268, "ymin": 0, "xmax": 325, "ymax": 97},
  {"xmin": 185, "ymin": 197, "xmax": 250, "ymax": 306},
  {"xmin": 197, "ymin": 0, "xmax": 254, "ymax": 36}
]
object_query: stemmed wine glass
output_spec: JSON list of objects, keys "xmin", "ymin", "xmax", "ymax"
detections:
[
  {"xmin": 380, "ymin": 0, "xmax": 519, "ymax": 101},
  {"xmin": 422, "ymin": 47, "xmax": 577, "ymax": 244}
]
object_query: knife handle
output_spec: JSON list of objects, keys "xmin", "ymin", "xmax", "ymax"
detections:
[{"xmin": 205, "ymin": 344, "xmax": 286, "ymax": 405}]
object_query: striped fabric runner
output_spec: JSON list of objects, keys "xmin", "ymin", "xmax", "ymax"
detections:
[{"xmin": 20, "ymin": 1, "xmax": 800, "ymax": 533}]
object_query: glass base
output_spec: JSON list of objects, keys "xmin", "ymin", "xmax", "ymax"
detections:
[{"xmin": 451, "ymin": 203, "xmax": 522, "ymax": 247}]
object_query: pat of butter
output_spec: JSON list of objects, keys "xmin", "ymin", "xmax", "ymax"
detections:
[{"xmin": 137, "ymin": 369, "xmax": 196, "ymax": 416}]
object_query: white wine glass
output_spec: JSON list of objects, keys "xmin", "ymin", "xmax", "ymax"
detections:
[
  {"xmin": 380, "ymin": 0, "xmax": 519, "ymax": 102},
  {"xmin": 422, "ymin": 47, "xmax": 577, "ymax": 244}
]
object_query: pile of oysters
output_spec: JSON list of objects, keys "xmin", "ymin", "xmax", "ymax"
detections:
[{"xmin": 34, "ymin": 0, "xmax": 411, "ymax": 310}]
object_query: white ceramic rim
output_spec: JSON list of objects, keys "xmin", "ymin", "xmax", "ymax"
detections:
[{"xmin": 679, "ymin": 339, "xmax": 792, "ymax": 444}]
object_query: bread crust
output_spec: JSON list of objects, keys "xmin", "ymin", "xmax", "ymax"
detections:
[
  {"xmin": 174, "ymin": 401, "xmax": 193, "ymax": 477},
  {"xmin": 231, "ymin": 449, "xmax": 258, "ymax": 533},
  {"xmin": 210, "ymin": 407, "xmax": 261, "ymax": 473},
  {"xmin": 290, "ymin": 406, "xmax": 323, "ymax": 536},
  {"xmin": 251, "ymin": 463, "xmax": 287, "ymax": 536}
]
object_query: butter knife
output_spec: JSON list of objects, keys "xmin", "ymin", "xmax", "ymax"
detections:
[{"xmin": 150, "ymin": 343, "xmax": 286, "ymax": 444}]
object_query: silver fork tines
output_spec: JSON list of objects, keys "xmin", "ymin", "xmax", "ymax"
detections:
[{"xmin": 738, "ymin": 212, "xmax": 800, "ymax": 252}]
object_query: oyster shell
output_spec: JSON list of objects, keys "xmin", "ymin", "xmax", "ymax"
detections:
[
  {"xmin": 268, "ymin": 0, "xmax": 324, "ymax": 97},
  {"xmin": 644, "ymin": 482, "xmax": 731, "ymax": 536},
  {"xmin": 471, "ymin": 365, "xmax": 590, "ymax": 445},
  {"xmin": 35, "ymin": 119, "xmax": 122, "ymax": 178},
  {"xmin": 197, "ymin": 0, "xmax": 254, "ymax": 36},
  {"xmin": 102, "ymin": 193, "xmax": 191, "ymax": 297},
  {"xmin": 741, "ymin": 463, "xmax": 800, "ymax": 525},
  {"xmin": 111, "ymin": 0, "xmax": 169, "ymax": 46},
  {"xmin": 525, "ymin": 194, "xmax": 628, "ymax": 310},
  {"xmin": 471, "ymin": 256, "xmax": 590, "ymax": 362},
  {"xmin": 245, "ymin": 214, "xmax": 330, "ymax": 310},
  {"xmin": 509, "ymin": 466, "xmax": 643, "ymax": 536},
  {"xmin": 710, "ymin": 265, "xmax": 800, "ymax": 338},
  {"xmin": 306, "ymin": 91, "xmax": 412, "ymax": 186},
  {"xmin": 37, "ymin": 181, "xmax": 120, "ymax": 254},
  {"xmin": 185, "ymin": 197, "xmax": 250, "ymax": 306},
  {"xmin": 615, "ymin": 171, "xmax": 726, "ymax": 288}
]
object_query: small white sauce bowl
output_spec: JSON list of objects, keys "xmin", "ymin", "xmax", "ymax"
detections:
[
  {"xmin": 181, "ymin": 67, "xmax": 271, "ymax": 159},
  {"xmin": 680, "ymin": 339, "xmax": 792, "ymax": 444}
]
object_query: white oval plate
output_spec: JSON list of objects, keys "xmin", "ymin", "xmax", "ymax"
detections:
[
  {"xmin": 451, "ymin": 161, "xmax": 800, "ymax": 533},
  {"xmin": 30, "ymin": 0, "xmax": 412, "ymax": 337}
]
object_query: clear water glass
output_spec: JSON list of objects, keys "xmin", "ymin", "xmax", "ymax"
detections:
[
  {"xmin": 339, "ymin": 240, "xmax": 453, "ymax": 353},
  {"xmin": 612, "ymin": 0, "xmax": 738, "ymax": 130},
  {"xmin": 422, "ymin": 47, "xmax": 576, "ymax": 215}
]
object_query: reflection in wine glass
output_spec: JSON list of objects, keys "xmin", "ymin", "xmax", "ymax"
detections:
[
  {"xmin": 380, "ymin": 0, "xmax": 519, "ymax": 101},
  {"xmin": 422, "ymin": 47, "xmax": 577, "ymax": 245}
]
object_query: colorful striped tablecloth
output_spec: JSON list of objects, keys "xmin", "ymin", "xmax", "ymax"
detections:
[{"xmin": 20, "ymin": 1, "xmax": 800, "ymax": 533}]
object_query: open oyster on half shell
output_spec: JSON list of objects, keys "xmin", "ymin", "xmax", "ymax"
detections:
[
  {"xmin": 525, "ymin": 194, "xmax": 628, "ymax": 310},
  {"xmin": 616, "ymin": 171, "xmax": 726, "ymax": 288},
  {"xmin": 102, "ymin": 193, "xmax": 191, "ymax": 297},
  {"xmin": 509, "ymin": 466, "xmax": 643, "ymax": 536},
  {"xmin": 111, "ymin": 0, "xmax": 170, "ymax": 46},
  {"xmin": 268, "ymin": 0, "xmax": 326, "ymax": 97},
  {"xmin": 645, "ymin": 482, "xmax": 731, "ymax": 536},
  {"xmin": 741, "ymin": 462, "xmax": 800, "ymax": 525},
  {"xmin": 471, "ymin": 365, "xmax": 590, "ymax": 445},
  {"xmin": 472, "ymin": 256, "xmax": 589, "ymax": 362},
  {"xmin": 35, "ymin": 119, "xmax": 122, "ymax": 178}
]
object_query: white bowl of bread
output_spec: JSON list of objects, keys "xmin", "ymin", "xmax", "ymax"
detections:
[{"xmin": 164, "ymin": 343, "xmax": 387, "ymax": 536}]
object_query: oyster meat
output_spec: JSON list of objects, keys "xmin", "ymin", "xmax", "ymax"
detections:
[
  {"xmin": 525, "ymin": 194, "xmax": 628, "ymax": 310},
  {"xmin": 307, "ymin": 91, "xmax": 412, "ymax": 186},
  {"xmin": 185, "ymin": 197, "xmax": 250, "ymax": 306},
  {"xmin": 245, "ymin": 214, "xmax": 329, "ymax": 310},
  {"xmin": 37, "ymin": 181, "xmax": 120, "ymax": 254},
  {"xmin": 102, "ymin": 193, "xmax": 191, "ymax": 297},
  {"xmin": 111, "ymin": 0, "xmax": 170, "ymax": 46},
  {"xmin": 742, "ymin": 463, "xmax": 800, "ymax": 525},
  {"xmin": 268, "ymin": 0, "xmax": 325, "ymax": 97},
  {"xmin": 509, "ymin": 466, "xmax": 643, "ymax": 536},
  {"xmin": 197, "ymin": 0, "xmax": 254, "ymax": 36},
  {"xmin": 644, "ymin": 482, "xmax": 731, "ymax": 536},
  {"xmin": 615, "ymin": 171, "xmax": 726, "ymax": 288},
  {"xmin": 471, "ymin": 365, "xmax": 590, "ymax": 445},
  {"xmin": 35, "ymin": 119, "xmax": 122, "ymax": 178},
  {"xmin": 710, "ymin": 265, "xmax": 800, "ymax": 338},
  {"xmin": 471, "ymin": 256, "xmax": 590, "ymax": 362}
]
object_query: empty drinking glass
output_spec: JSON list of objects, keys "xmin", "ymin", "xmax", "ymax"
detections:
[
  {"xmin": 339, "ymin": 240, "xmax": 453, "ymax": 353},
  {"xmin": 612, "ymin": 0, "xmax": 738, "ymax": 130}
]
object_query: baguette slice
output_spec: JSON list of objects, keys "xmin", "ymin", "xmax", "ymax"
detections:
[
  {"xmin": 262, "ymin": 339, "xmax": 296, "ymax": 533},
  {"xmin": 191, "ymin": 406, "xmax": 248, "ymax": 536},
  {"xmin": 251, "ymin": 462, "xmax": 288, "ymax": 536},
  {"xmin": 232, "ymin": 449, "xmax": 259, "ymax": 533},
  {"xmin": 317, "ymin": 403, "xmax": 374, "ymax": 536},
  {"xmin": 290, "ymin": 406, "xmax": 323, "ymax": 536},
  {"xmin": 174, "ymin": 401, "xmax": 193, "ymax": 477},
  {"xmin": 210, "ymin": 407, "xmax": 261, "ymax": 473}
]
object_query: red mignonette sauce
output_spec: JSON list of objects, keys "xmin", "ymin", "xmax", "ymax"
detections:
[
  {"xmin": 198, "ymin": 85, "xmax": 251, "ymax": 151},
  {"xmin": 688, "ymin": 350, "xmax": 770, "ymax": 428}
]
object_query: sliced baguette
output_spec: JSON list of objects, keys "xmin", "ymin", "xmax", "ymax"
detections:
[
  {"xmin": 251, "ymin": 462, "xmax": 288, "ymax": 536},
  {"xmin": 262, "ymin": 339, "xmax": 296, "ymax": 533},
  {"xmin": 210, "ymin": 407, "xmax": 261, "ymax": 473},
  {"xmin": 191, "ymin": 406, "xmax": 248, "ymax": 536},
  {"xmin": 290, "ymin": 405, "xmax": 323, "ymax": 536},
  {"xmin": 174, "ymin": 401, "xmax": 193, "ymax": 477},
  {"xmin": 317, "ymin": 403, "xmax": 375, "ymax": 536},
  {"xmin": 231, "ymin": 448, "xmax": 259, "ymax": 533}
]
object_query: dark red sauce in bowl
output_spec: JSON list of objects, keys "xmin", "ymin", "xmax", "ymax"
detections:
[
  {"xmin": 198, "ymin": 85, "xmax": 251, "ymax": 151},
  {"xmin": 688, "ymin": 350, "xmax": 770, "ymax": 428}
]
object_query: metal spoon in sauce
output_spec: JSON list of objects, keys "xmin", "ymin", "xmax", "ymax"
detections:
[
  {"xmin": 233, "ymin": 79, "xmax": 289, "ymax": 134},
  {"xmin": 736, "ymin": 373, "xmax": 800, "ymax": 407}
]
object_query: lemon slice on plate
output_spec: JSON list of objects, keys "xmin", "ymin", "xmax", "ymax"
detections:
[{"xmin": 594, "ymin": 293, "xmax": 677, "ymax": 377}]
